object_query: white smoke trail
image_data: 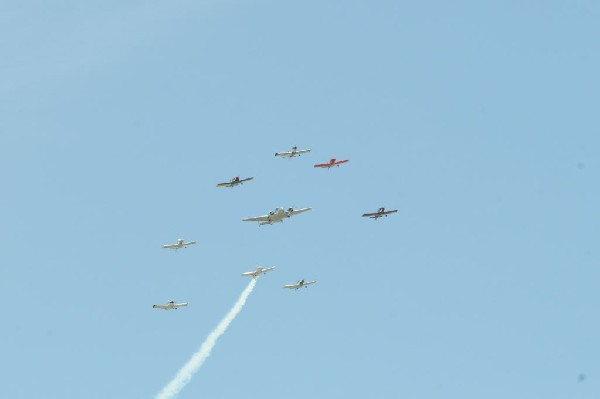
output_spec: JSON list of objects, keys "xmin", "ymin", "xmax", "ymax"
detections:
[{"xmin": 155, "ymin": 278, "xmax": 258, "ymax": 399}]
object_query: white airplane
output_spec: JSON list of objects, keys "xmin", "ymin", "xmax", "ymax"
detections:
[
  {"xmin": 161, "ymin": 238, "xmax": 197, "ymax": 250},
  {"xmin": 283, "ymin": 279, "xmax": 317, "ymax": 290},
  {"xmin": 152, "ymin": 300, "xmax": 188, "ymax": 310},
  {"xmin": 242, "ymin": 207, "xmax": 312, "ymax": 226},
  {"xmin": 241, "ymin": 266, "xmax": 276, "ymax": 278},
  {"xmin": 275, "ymin": 146, "xmax": 311, "ymax": 158}
]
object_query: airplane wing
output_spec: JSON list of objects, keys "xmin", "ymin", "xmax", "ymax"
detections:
[
  {"xmin": 161, "ymin": 244, "xmax": 178, "ymax": 249},
  {"xmin": 296, "ymin": 149, "xmax": 311, "ymax": 155},
  {"xmin": 153, "ymin": 304, "xmax": 169, "ymax": 309},
  {"xmin": 283, "ymin": 284, "xmax": 298, "ymax": 289},
  {"xmin": 275, "ymin": 151, "xmax": 292, "ymax": 157},
  {"xmin": 303, "ymin": 281, "xmax": 317, "ymax": 286},
  {"xmin": 289, "ymin": 207, "xmax": 312, "ymax": 216},
  {"xmin": 216, "ymin": 182, "xmax": 234, "ymax": 187},
  {"xmin": 361, "ymin": 212, "xmax": 377, "ymax": 217},
  {"xmin": 173, "ymin": 303, "xmax": 188, "ymax": 308},
  {"xmin": 334, "ymin": 159, "xmax": 349, "ymax": 165},
  {"xmin": 313, "ymin": 163, "xmax": 331, "ymax": 168},
  {"xmin": 239, "ymin": 177, "xmax": 254, "ymax": 183},
  {"xmin": 242, "ymin": 215, "xmax": 270, "ymax": 222},
  {"xmin": 382, "ymin": 210, "xmax": 398, "ymax": 215}
]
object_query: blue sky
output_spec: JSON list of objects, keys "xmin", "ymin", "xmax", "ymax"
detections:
[{"xmin": 1, "ymin": 1, "xmax": 599, "ymax": 398}]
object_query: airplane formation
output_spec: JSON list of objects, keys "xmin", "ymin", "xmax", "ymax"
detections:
[{"xmin": 153, "ymin": 146, "xmax": 395, "ymax": 308}]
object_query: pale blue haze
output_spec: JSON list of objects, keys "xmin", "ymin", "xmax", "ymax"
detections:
[{"xmin": 1, "ymin": 1, "xmax": 599, "ymax": 398}]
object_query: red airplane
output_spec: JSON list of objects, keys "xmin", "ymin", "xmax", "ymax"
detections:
[
  {"xmin": 313, "ymin": 158, "xmax": 349, "ymax": 169},
  {"xmin": 362, "ymin": 207, "xmax": 398, "ymax": 220}
]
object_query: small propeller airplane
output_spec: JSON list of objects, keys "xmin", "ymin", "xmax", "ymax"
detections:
[
  {"xmin": 241, "ymin": 266, "xmax": 276, "ymax": 278},
  {"xmin": 314, "ymin": 158, "xmax": 349, "ymax": 169},
  {"xmin": 153, "ymin": 300, "xmax": 188, "ymax": 310},
  {"xmin": 242, "ymin": 207, "xmax": 312, "ymax": 226},
  {"xmin": 216, "ymin": 176, "xmax": 254, "ymax": 188},
  {"xmin": 362, "ymin": 207, "xmax": 398, "ymax": 220},
  {"xmin": 161, "ymin": 239, "xmax": 197, "ymax": 250},
  {"xmin": 283, "ymin": 279, "xmax": 317, "ymax": 290},
  {"xmin": 275, "ymin": 146, "xmax": 311, "ymax": 158}
]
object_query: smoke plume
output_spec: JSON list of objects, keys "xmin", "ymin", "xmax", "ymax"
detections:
[{"xmin": 155, "ymin": 278, "xmax": 258, "ymax": 399}]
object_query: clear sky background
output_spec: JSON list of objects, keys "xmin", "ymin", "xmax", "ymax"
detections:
[{"xmin": 1, "ymin": 1, "xmax": 599, "ymax": 398}]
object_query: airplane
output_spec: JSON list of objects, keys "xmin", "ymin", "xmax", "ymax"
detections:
[
  {"xmin": 161, "ymin": 238, "xmax": 197, "ymax": 250},
  {"xmin": 362, "ymin": 207, "xmax": 398, "ymax": 220},
  {"xmin": 275, "ymin": 146, "xmax": 311, "ymax": 158},
  {"xmin": 153, "ymin": 300, "xmax": 188, "ymax": 310},
  {"xmin": 216, "ymin": 176, "xmax": 254, "ymax": 188},
  {"xmin": 283, "ymin": 279, "xmax": 317, "ymax": 290},
  {"xmin": 314, "ymin": 158, "xmax": 349, "ymax": 169},
  {"xmin": 241, "ymin": 266, "xmax": 276, "ymax": 278},
  {"xmin": 242, "ymin": 207, "xmax": 312, "ymax": 226}
]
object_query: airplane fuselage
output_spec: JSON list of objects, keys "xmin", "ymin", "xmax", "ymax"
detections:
[{"xmin": 259, "ymin": 208, "xmax": 292, "ymax": 225}]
